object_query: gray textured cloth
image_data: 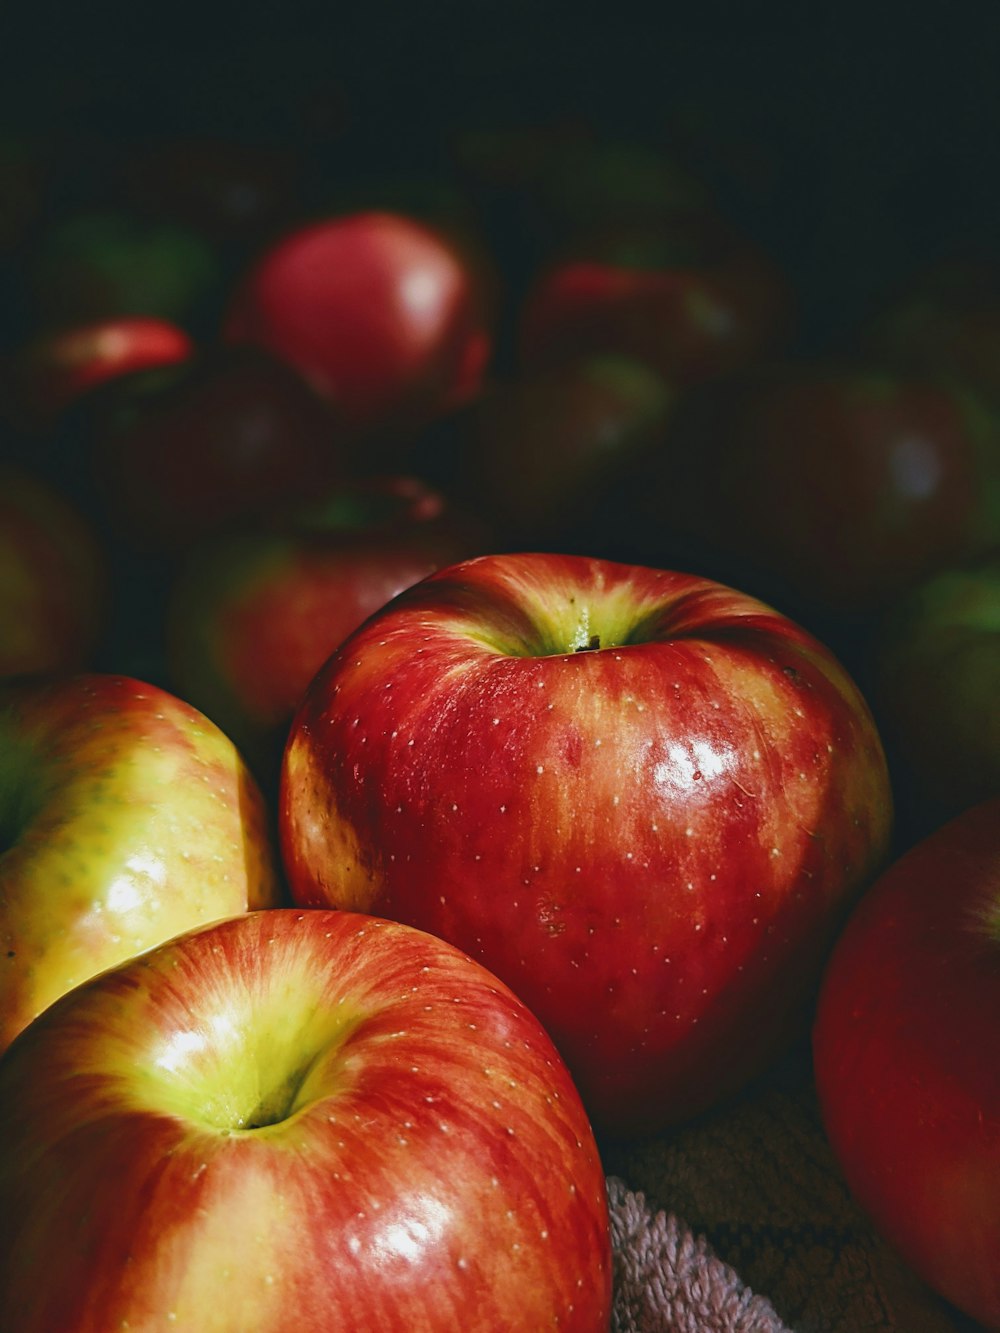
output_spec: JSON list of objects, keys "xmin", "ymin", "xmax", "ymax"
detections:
[{"xmin": 605, "ymin": 1047, "xmax": 979, "ymax": 1333}]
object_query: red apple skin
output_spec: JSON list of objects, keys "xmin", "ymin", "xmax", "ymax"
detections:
[
  {"xmin": 2, "ymin": 315, "xmax": 194, "ymax": 434},
  {"xmin": 0, "ymin": 466, "xmax": 107, "ymax": 680},
  {"xmin": 0, "ymin": 909, "xmax": 612, "ymax": 1333},
  {"xmin": 167, "ymin": 476, "xmax": 488, "ymax": 771},
  {"xmin": 279, "ymin": 552, "xmax": 893, "ymax": 1137},
  {"xmin": 223, "ymin": 210, "xmax": 493, "ymax": 447},
  {"xmin": 812, "ymin": 800, "xmax": 1000, "ymax": 1329}
]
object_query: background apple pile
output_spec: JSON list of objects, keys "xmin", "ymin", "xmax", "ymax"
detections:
[{"xmin": 1, "ymin": 6, "xmax": 1000, "ymax": 1329}]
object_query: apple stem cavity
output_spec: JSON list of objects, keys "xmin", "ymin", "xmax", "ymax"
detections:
[{"xmin": 575, "ymin": 634, "xmax": 601, "ymax": 652}]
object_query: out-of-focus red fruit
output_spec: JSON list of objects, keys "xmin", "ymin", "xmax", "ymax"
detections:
[
  {"xmin": 2, "ymin": 316, "xmax": 193, "ymax": 435},
  {"xmin": 94, "ymin": 346, "xmax": 350, "ymax": 553},
  {"xmin": 223, "ymin": 211, "xmax": 493, "ymax": 449},
  {"xmin": 625, "ymin": 360, "xmax": 1000, "ymax": 621},
  {"xmin": 168, "ymin": 474, "xmax": 488, "ymax": 779},
  {"xmin": 520, "ymin": 217, "xmax": 793, "ymax": 387}
]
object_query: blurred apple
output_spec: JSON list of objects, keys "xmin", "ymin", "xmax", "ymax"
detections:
[
  {"xmin": 519, "ymin": 216, "xmax": 793, "ymax": 387},
  {"xmin": 868, "ymin": 551, "xmax": 1000, "ymax": 841},
  {"xmin": 223, "ymin": 210, "xmax": 494, "ymax": 454},
  {"xmin": 0, "ymin": 465, "xmax": 107, "ymax": 680},
  {"xmin": 858, "ymin": 255, "xmax": 1000, "ymax": 408},
  {"xmin": 93, "ymin": 345, "xmax": 350, "ymax": 553},
  {"xmin": 120, "ymin": 133, "xmax": 307, "ymax": 250},
  {"xmin": 168, "ymin": 475, "xmax": 488, "ymax": 781},
  {"xmin": 623, "ymin": 359, "xmax": 1000, "ymax": 625},
  {"xmin": 424, "ymin": 354, "xmax": 675, "ymax": 552},
  {"xmin": 1, "ymin": 314, "xmax": 193, "ymax": 435},
  {"xmin": 22, "ymin": 209, "xmax": 221, "ymax": 332}
]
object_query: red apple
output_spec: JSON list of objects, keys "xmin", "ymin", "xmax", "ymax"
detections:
[
  {"xmin": 167, "ymin": 475, "xmax": 488, "ymax": 777},
  {"xmin": 0, "ymin": 672, "xmax": 280, "ymax": 1053},
  {"xmin": 2, "ymin": 315, "xmax": 193, "ymax": 435},
  {"xmin": 0, "ymin": 908, "xmax": 613, "ymax": 1332},
  {"xmin": 93, "ymin": 345, "xmax": 350, "ymax": 552},
  {"xmin": 813, "ymin": 799, "xmax": 1000, "ymax": 1329},
  {"xmin": 0, "ymin": 465, "xmax": 107, "ymax": 680},
  {"xmin": 279, "ymin": 551, "xmax": 892, "ymax": 1136},
  {"xmin": 223, "ymin": 210, "xmax": 493, "ymax": 450},
  {"xmin": 519, "ymin": 216, "xmax": 793, "ymax": 387}
]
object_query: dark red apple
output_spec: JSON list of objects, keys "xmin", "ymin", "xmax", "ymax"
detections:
[
  {"xmin": 625, "ymin": 359, "xmax": 1000, "ymax": 622},
  {"xmin": 519, "ymin": 216, "xmax": 793, "ymax": 387},
  {"xmin": 93, "ymin": 345, "xmax": 350, "ymax": 552},
  {"xmin": 813, "ymin": 799, "xmax": 1000, "ymax": 1329}
]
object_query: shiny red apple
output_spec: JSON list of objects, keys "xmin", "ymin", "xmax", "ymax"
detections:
[
  {"xmin": 280, "ymin": 551, "xmax": 892, "ymax": 1137},
  {"xmin": 0, "ymin": 908, "xmax": 612, "ymax": 1332}
]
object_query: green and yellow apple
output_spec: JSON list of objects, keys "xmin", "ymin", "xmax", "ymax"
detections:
[
  {"xmin": 0, "ymin": 908, "xmax": 612, "ymax": 1332},
  {"xmin": 0, "ymin": 672, "xmax": 280, "ymax": 1052}
]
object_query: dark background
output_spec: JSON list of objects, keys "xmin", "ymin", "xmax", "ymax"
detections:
[{"xmin": 2, "ymin": 1, "xmax": 999, "ymax": 341}]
